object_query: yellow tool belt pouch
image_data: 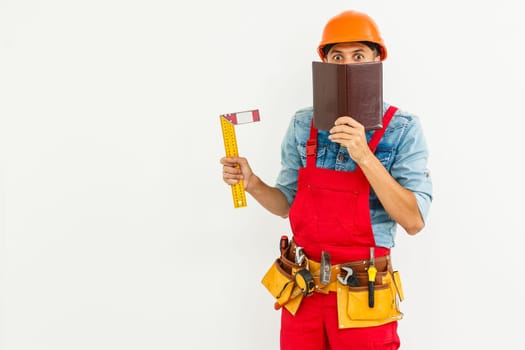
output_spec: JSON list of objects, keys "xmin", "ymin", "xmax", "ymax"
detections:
[
  {"xmin": 261, "ymin": 256, "xmax": 305, "ymax": 315},
  {"xmin": 336, "ymin": 270, "xmax": 404, "ymax": 329}
]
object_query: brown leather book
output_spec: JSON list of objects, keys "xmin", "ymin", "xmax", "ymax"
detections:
[{"xmin": 312, "ymin": 61, "xmax": 383, "ymax": 131}]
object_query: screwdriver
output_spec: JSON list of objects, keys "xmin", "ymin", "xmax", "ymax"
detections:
[
  {"xmin": 367, "ymin": 247, "xmax": 376, "ymax": 308},
  {"xmin": 280, "ymin": 235, "xmax": 289, "ymax": 256}
]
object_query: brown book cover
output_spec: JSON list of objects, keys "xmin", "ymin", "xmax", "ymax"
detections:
[{"xmin": 312, "ymin": 61, "xmax": 383, "ymax": 131}]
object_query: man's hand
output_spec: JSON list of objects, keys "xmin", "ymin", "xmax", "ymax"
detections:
[
  {"xmin": 328, "ymin": 116, "xmax": 373, "ymax": 165},
  {"xmin": 329, "ymin": 116, "xmax": 425, "ymax": 234},
  {"xmin": 220, "ymin": 156, "xmax": 254, "ymax": 190},
  {"xmin": 219, "ymin": 156, "xmax": 290, "ymax": 217}
]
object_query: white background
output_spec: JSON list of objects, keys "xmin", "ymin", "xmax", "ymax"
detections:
[{"xmin": 1, "ymin": 0, "xmax": 524, "ymax": 349}]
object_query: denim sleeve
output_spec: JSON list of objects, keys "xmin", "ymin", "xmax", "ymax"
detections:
[
  {"xmin": 275, "ymin": 115, "xmax": 303, "ymax": 205},
  {"xmin": 390, "ymin": 115, "xmax": 433, "ymax": 222}
]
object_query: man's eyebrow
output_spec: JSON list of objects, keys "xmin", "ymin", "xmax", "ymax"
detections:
[{"xmin": 330, "ymin": 48, "xmax": 366, "ymax": 54}]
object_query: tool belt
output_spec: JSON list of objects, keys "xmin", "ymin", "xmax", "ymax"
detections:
[{"xmin": 261, "ymin": 238, "xmax": 405, "ymax": 328}]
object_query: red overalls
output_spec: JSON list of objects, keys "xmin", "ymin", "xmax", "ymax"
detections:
[{"xmin": 281, "ymin": 107, "xmax": 400, "ymax": 350}]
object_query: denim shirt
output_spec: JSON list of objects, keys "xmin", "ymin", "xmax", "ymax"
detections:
[{"xmin": 275, "ymin": 102, "xmax": 433, "ymax": 248}]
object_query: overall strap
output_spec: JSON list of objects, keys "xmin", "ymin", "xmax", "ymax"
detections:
[
  {"xmin": 306, "ymin": 124, "xmax": 319, "ymax": 167},
  {"xmin": 306, "ymin": 106, "xmax": 398, "ymax": 168},
  {"xmin": 367, "ymin": 106, "xmax": 398, "ymax": 153}
]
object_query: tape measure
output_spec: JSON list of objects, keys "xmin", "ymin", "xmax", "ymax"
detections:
[
  {"xmin": 294, "ymin": 269, "xmax": 315, "ymax": 296},
  {"xmin": 220, "ymin": 116, "xmax": 247, "ymax": 208}
]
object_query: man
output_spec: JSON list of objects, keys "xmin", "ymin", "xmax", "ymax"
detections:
[{"xmin": 220, "ymin": 10, "xmax": 432, "ymax": 350}]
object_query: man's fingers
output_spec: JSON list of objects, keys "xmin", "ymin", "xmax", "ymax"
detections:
[
  {"xmin": 330, "ymin": 124, "xmax": 358, "ymax": 136},
  {"xmin": 333, "ymin": 116, "xmax": 358, "ymax": 126},
  {"xmin": 220, "ymin": 156, "xmax": 239, "ymax": 166},
  {"xmin": 329, "ymin": 130, "xmax": 356, "ymax": 145},
  {"xmin": 224, "ymin": 166, "xmax": 241, "ymax": 176},
  {"xmin": 331, "ymin": 116, "xmax": 364, "ymax": 136},
  {"xmin": 224, "ymin": 177, "xmax": 241, "ymax": 185},
  {"xmin": 223, "ymin": 167, "xmax": 243, "ymax": 187}
]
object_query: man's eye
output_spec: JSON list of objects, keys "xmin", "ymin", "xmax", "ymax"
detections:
[
  {"xmin": 333, "ymin": 55, "xmax": 343, "ymax": 60},
  {"xmin": 354, "ymin": 54, "xmax": 365, "ymax": 60}
]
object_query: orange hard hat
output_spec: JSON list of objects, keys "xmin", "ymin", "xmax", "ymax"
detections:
[{"xmin": 317, "ymin": 10, "xmax": 387, "ymax": 61}]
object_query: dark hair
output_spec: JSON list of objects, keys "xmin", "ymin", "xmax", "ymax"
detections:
[
  {"xmin": 322, "ymin": 44, "xmax": 336, "ymax": 58},
  {"xmin": 322, "ymin": 41, "xmax": 380, "ymax": 58},
  {"xmin": 360, "ymin": 41, "xmax": 381, "ymax": 57}
]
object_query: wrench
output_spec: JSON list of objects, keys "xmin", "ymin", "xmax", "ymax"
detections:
[
  {"xmin": 295, "ymin": 246, "xmax": 306, "ymax": 265},
  {"xmin": 337, "ymin": 266, "xmax": 360, "ymax": 287}
]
